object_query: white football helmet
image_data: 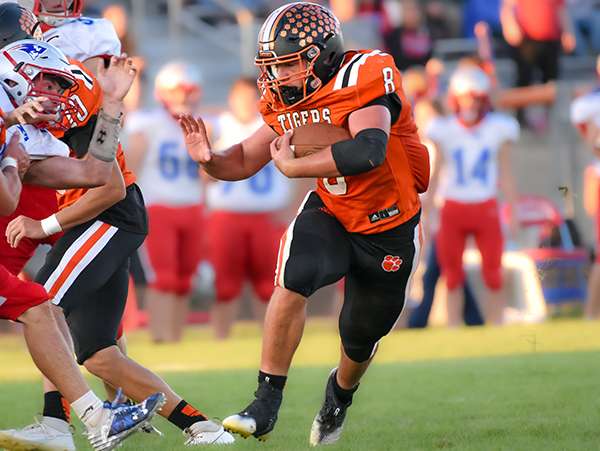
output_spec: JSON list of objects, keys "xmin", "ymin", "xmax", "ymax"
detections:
[
  {"xmin": 448, "ymin": 66, "xmax": 491, "ymax": 125},
  {"xmin": 32, "ymin": 0, "xmax": 82, "ymax": 26},
  {"xmin": 0, "ymin": 39, "xmax": 77, "ymax": 116},
  {"xmin": 155, "ymin": 61, "xmax": 202, "ymax": 115}
]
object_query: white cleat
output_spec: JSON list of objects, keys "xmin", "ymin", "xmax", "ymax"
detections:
[
  {"xmin": 0, "ymin": 417, "xmax": 75, "ymax": 451},
  {"xmin": 184, "ymin": 420, "xmax": 235, "ymax": 445}
]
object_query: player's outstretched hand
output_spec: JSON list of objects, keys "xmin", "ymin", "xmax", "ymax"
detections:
[
  {"xmin": 5, "ymin": 215, "xmax": 45, "ymax": 248},
  {"xmin": 4, "ymin": 132, "xmax": 29, "ymax": 179},
  {"xmin": 178, "ymin": 114, "xmax": 212, "ymax": 164},
  {"xmin": 2, "ymin": 98, "xmax": 58, "ymax": 127},
  {"xmin": 96, "ymin": 53, "xmax": 137, "ymax": 103}
]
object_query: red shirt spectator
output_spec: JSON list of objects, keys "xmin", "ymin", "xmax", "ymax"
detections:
[{"xmin": 515, "ymin": 0, "xmax": 564, "ymax": 41}]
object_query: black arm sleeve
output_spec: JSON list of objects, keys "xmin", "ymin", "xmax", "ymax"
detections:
[
  {"xmin": 331, "ymin": 128, "xmax": 388, "ymax": 176},
  {"xmin": 365, "ymin": 93, "xmax": 402, "ymax": 124}
]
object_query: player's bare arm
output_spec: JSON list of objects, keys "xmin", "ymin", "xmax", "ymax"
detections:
[
  {"xmin": 271, "ymin": 104, "xmax": 391, "ymax": 178},
  {"xmin": 6, "ymin": 161, "xmax": 125, "ymax": 248},
  {"xmin": 82, "ymin": 56, "xmax": 105, "ymax": 77},
  {"xmin": 0, "ymin": 133, "xmax": 27, "ymax": 215},
  {"xmin": 179, "ymin": 115, "xmax": 275, "ymax": 180}
]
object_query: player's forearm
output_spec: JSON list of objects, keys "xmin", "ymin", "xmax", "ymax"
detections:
[
  {"xmin": 24, "ymin": 156, "xmax": 112, "ymax": 189},
  {"xmin": 203, "ymin": 143, "xmax": 258, "ymax": 181},
  {"xmin": 55, "ymin": 164, "xmax": 126, "ymax": 230},
  {"xmin": 282, "ymin": 147, "xmax": 341, "ymax": 178},
  {"xmin": 0, "ymin": 168, "xmax": 21, "ymax": 215}
]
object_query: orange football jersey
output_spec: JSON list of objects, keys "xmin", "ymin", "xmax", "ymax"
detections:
[
  {"xmin": 55, "ymin": 59, "xmax": 135, "ymax": 211},
  {"xmin": 260, "ymin": 49, "xmax": 429, "ymax": 234}
]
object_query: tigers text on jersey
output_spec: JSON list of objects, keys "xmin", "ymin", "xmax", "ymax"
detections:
[
  {"xmin": 426, "ymin": 112, "xmax": 519, "ymax": 203},
  {"xmin": 207, "ymin": 112, "xmax": 292, "ymax": 212},
  {"xmin": 0, "ymin": 88, "xmax": 69, "ymax": 160},
  {"xmin": 124, "ymin": 108, "xmax": 203, "ymax": 207},
  {"xmin": 260, "ymin": 49, "xmax": 429, "ymax": 234},
  {"xmin": 43, "ymin": 17, "xmax": 121, "ymax": 61}
]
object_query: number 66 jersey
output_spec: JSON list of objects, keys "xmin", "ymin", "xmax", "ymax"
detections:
[
  {"xmin": 124, "ymin": 108, "xmax": 202, "ymax": 207},
  {"xmin": 260, "ymin": 49, "xmax": 429, "ymax": 234}
]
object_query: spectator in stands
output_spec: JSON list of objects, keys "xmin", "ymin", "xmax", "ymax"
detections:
[
  {"xmin": 463, "ymin": 0, "xmax": 502, "ymax": 39},
  {"xmin": 424, "ymin": 1, "xmax": 453, "ymax": 41},
  {"xmin": 125, "ymin": 62, "xmax": 205, "ymax": 343},
  {"xmin": 384, "ymin": 0, "xmax": 433, "ymax": 70},
  {"xmin": 205, "ymin": 78, "xmax": 292, "ymax": 339},
  {"xmin": 500, "ymin": 0, "xmax": 576, "ymax": 125},
  {"xmin": 569, "ymin": 0, "xmax": 600, "ymax": 56}
]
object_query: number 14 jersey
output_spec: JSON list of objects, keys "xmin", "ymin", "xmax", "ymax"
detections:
[{"xmin": 426, "ymin": 112, "xmax": 519, "ymax": 203}]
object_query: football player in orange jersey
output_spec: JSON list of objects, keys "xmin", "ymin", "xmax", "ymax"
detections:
[
  {"xmin": 179, "ymin": 2, "xmax": 429, "ymax": 445},
  {"xmin": 5, "ymin": 43, "xmax": 235, "ymax": 449}
]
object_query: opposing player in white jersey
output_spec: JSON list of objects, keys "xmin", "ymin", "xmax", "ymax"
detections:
[
  {"xmin": 206, "ymin": 77, "xmax": 292, "ymax": 339},
  {"xmin": 125, "ymin": 61, "xmax": 205, "ymax": 343},
  {"xmin": 425, "ymin": 67, "xmax": 519, "ymax": 326},
  {"xmin": 570, "ymin": 56, "xmax": 600, "ymax": 318},
  {"xmin": 32, "ymin": 0, "xmax": 120, "ymax": 74}
]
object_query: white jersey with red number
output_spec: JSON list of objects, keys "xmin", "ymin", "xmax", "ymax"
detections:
[
  {"xmin": 206, "ymin": 112, "xmax": 292, "ymax": 213},
  {"xmin": 0, "ymin": 88, "xmax": 69, "ymax": 159},
  {"xmin": 426, "ymin": 112, "xmax": 519, "ymax": 203},
  {"xmin": 124, "ymin": 108, "xmax": 202, "ymax": 207},
  {"xmin": 570, "ymin": 89, "xmax": 600, "ymax": 126},
  {"xmin": 43, "ymin": 17, "xmax": 121, "ymax": 61}
]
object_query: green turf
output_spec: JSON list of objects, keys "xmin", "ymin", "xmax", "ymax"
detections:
[{"xmin": 0, "ymin": 320, "xmax": 599, "ymax": 450}]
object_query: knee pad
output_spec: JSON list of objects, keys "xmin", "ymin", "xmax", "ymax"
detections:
[{"xmin": 340, "ymin": 332, "xmax": 378, "ymax": 363}]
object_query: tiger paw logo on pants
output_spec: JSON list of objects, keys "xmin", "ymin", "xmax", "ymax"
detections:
[{"xmin": 381, "ymin": 255, "xmax": 402, "ymax": 272}]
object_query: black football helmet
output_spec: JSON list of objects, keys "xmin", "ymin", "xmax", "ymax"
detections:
[
  {"xmin": 256, "ymin": 2, "xmax": 345, "ymax": 109},
  {"xmin": 0, "ymin": 3, "xmax": 41, "ymax": 46}
]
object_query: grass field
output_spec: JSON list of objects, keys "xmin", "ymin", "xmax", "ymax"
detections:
[{"xmin": 0, "ymin": 319, "xmax": 599, "ymax": 450}]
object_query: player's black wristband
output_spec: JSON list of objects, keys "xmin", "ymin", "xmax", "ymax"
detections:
[{"xmin": 331, "ymin": 128, "xmax": 388, "ymax": 176}]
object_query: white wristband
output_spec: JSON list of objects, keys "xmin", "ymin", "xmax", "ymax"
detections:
[
  {"xmin": 40, "ymin": 214, "xmax": 62, "ymax": 237},
  {"xmin": 0, "ymin": 157, "xmax": 17, "ymax": 171}
]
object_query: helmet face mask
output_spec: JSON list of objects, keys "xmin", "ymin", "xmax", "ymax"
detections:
[
  {"xmin": 33, "ymin": 0, "xmax": 83, "ymax": 25},
  {"xmin": 256, "ymin": 44, "xmax": 322, "ymax": 109},
  {"xmin": 255, "ymin": 2, "xmax": 344, "ymax": 111}
]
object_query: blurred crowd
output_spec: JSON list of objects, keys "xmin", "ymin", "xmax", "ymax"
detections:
[{"xmin": 14, "ymin": 0, "xmax": 600, "ymax": 340}]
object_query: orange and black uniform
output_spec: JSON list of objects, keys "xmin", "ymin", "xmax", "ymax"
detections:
[
  {"xmin": 263, "ymin": 50, "xmax": 427, "ymax": 362},
  {"xmin": 34, "ymin": 60, "xmax": 147, "ymax": 364}
]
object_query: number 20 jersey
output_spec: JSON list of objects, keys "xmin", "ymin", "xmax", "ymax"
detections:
[
  {"xmin": 426, "ymin": 112, "xmax": 520, "ymax": 203},
  {"xmin": 260, "ymin": 49, "xmax": 430, "ymax": 234}
]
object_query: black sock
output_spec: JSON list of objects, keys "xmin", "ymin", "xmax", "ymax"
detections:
[
  {"xmin": 167, "ymin": 400, "xmax": 208, "ymax": 431},
  {"xmin": 258, "ymin": 370, "xmax": 287, "ymax": 391},
  {"xmin": 332, "ymin": 371, "xmax": 358, "ymax": 404},
  {"xmin": 43, "ymin": 391, "xmax": 70, "ymax": 423}
]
